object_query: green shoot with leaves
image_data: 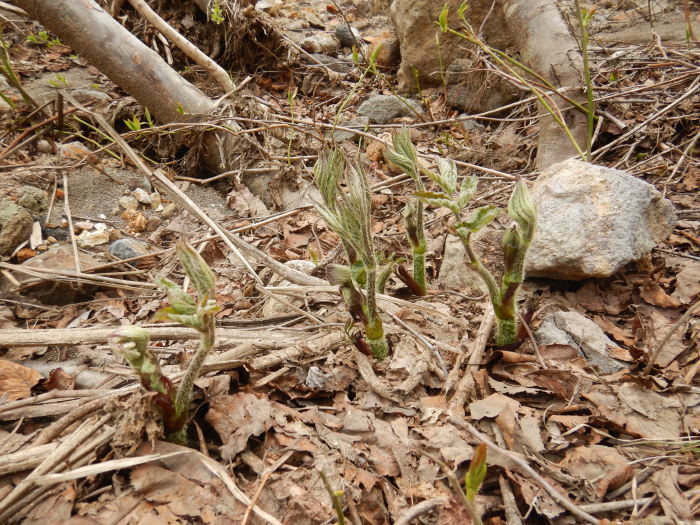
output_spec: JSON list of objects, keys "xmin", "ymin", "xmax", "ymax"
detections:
[
  {"xmin": 396, "ymin": 134, "xmax": 536, "ymax": 346},
  {"xmin": 26, "ymin": 31, "xmax": 61, "ymax": 48},
  {"xmin": 314, "ymin": 149, "xmax": 391, "ymax": 360},
  {"xmin": 110, "ymin": 241, "xmax": 220, "ymax": 443},
  {"xmin": 386, "ymin": 128, "xmax": 428, "ymax": 295}
]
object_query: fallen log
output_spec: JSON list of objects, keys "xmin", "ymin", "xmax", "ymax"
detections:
[{"xmin": 12, "ymin": 0, "xmax": 253, "ymax": 172}]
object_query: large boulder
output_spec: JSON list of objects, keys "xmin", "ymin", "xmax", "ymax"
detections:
[
  {"xmin": 527, "ymin": 159, "xmax": 676, "ymax": 280},
  {"xmin": 390, "ymin": 0, "xmax": 513, "ymax": 91}
]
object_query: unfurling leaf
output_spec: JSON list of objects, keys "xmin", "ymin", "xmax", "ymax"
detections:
[
  {"xmin": 156, "ymin": 277, "xmax": 197, "ymax": 315},
  {"xmin": 327, "ymin": 264, "xmax": 352, "ymax": 285},
  {"xmin": 414, "ymin": 190, "xmax": 460, "ymax": 214},
  {"xmin": 465, "ymin": 443, "xmax": 487, "ymax": 501},
  {"xmin": 436, "ymin": 157, "xmax": 458, "ymax": 194},
  {"xmin": 501, "ymin": 225, "xmax": 521, "ymax": 274},
  {"xmin": 438, "ymin": 3, "xmax": 449, "ymax": 32},
  {"xmin": 176, "ymin": 241, "xmax": 216, "ymax": 300},
  {"xmin": 456, "ymin": 205, "xmax": 500, "ymax": 233},
  {"xmin": 314, "ymin": 148, "xmax": 344, "ymax": 208},
  {"xmin": 507, "ymin": 179, "xmax": 536, "ymax": 237},
  {"xmin": 456, "ymin": 176, "xmax": 478, "ymax": 207}
]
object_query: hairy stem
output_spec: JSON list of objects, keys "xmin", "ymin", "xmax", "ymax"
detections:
[
  {"xmin": 173, "ymin": 313, "xmax": 215, "ymax": 425},
  {"xmin": 494, "ymin": 317, "xmax": 517, "ymax": 347}
]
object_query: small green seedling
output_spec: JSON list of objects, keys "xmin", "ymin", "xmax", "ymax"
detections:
[
  {"xmin": 319, "ymin": 471, "xmax": 347, "ymax": 525},
  {"xmin": 47, "ymin": 74, "xmax": 68, "ymax": 88},
  {"xmin": 421, "ymin": 443, "xmax": 487, "ymax": 525},
  {"xmin": 110, "ymin": 241, "xmax": 220, "ymax": 443},
  {"xmin": 209, "ymin": 0, "xmax": 224, "ymax": 24},
  {"xmin": 314, "ymin": 149, "xmax": 392, "ymax": 360},
  {"xmin": 26, "ymin": 31, "xmax": 61, "ymax": 48},
  {"xmin": 123, "ymin": 108, "xmax": 153, "ymax": 132}
]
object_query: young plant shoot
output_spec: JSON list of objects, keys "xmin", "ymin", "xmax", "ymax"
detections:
[
  {"xmin": 314, "ymin": 150, "xmax": 390, "ymax": 360},
  {"xmin": 385, "ymin": 128, "xmax": 428, "ymax": 295},
  {"xmin": 405, "ymin": 143, "xmax": 536, "ymax": 346},
  {"xmin": 110, "ymin": 241, "xmax": 220, "ymax": 443}
]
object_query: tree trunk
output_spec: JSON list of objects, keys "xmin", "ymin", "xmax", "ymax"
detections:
[
  {"xmin": 503, "ymin": 0, "xmax": 589, "ymax": 168},
  {"xmin": 12, "ymin": 0, "xmax": 251, "ymax": 173}
]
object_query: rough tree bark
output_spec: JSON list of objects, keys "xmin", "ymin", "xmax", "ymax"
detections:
[
  {"xmin": 503, "ymin": 0, "xmax": 589, "ymax": 168},
  {"xmin": 11, "ymin": 0, "xmax": 250, "ymax": 172}
]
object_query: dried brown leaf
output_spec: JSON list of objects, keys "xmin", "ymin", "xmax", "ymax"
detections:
[
  {"xmin": 0, "ymin": 359, "xmax": 43, "ymax": 400},
  {"xmin": 560, "ymin": 445, "xmax": 634, "ymax": 498}
]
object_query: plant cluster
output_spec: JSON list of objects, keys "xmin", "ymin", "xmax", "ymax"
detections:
[
  {"xmin": 26, "ymin": 30, "xmax": 61, "ymax": 48},
  {"xmin": 314, "ymin": 149, "xmax": 393, "ymax": 360},
  {"xmin": 110, "ymin": 241, "xmax": 220, "ymax": 443},
  {"xmin": 390, "ymin": 132, "xmax": 536, "ymax": 346},
  {"xmin": 314, "ymin": 132, "xmax": 536, "ymax": 352}
]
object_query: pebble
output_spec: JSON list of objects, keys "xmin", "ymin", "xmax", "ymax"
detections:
[
  {"xmin": 132, "ymin": 187, "xmax": 152, "ymax": 205},
  {"xmin": 118, "ymin": 195, "xmax": 139, "ymax": 211},
  {"xmin": 161, "ymin": 202, "xmax": 177, "ymax": 219},
  {"xmin": 108, "ymin": 238, "xmax": 150, "ymax": 260},
  {"xmin": 77, "ymin": 229, "xmax": 110, "ymax": 247},
  {"xmin": 334, "ymin": 24, "xmax": 361, "ymax": 48}
]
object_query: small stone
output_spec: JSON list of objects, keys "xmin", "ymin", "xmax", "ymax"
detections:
[
  {"xmin": 368, "ymin": 31, "xmax": 401, "ymax": 69},
  {"xmin": 46, "ymin": 236, "xmax": 58, "ymax": 244},
  {"xmin": 118, "ymin": 195, "xmax": 139, "ymax": 211},
  {"xmin": 0, "ymin": 201, "xmax": 33, "ymax": 256},
  {"xmin": 357, "ymin": 94, "xmax": 423, "ymax": 124},
  {"xmin": 161, "ymin": 202, "xmax": 177, "ymax": 219},
  {"xmin": 331, "ymin": 116, "xmax": 370, "ymax": 143},
  {"xmin": 77, "ymin": 229, "xmax": 110, "ymax": 247},
  {"xmin": 146, "ymin": 215, "xmax": 161, "ymax": 232},
  {"xmin": 132, "ymin": 187, "xmax": 152, "ymax": 205},
  {"xmin": 334, "ymin": 24, "xmax": 361, "ymax": 48},
  {"xmin": 301, "ymin": 33, "xmax": 340, "ymax": 55},
  {"xmin": 74, "ymin": 221, "xmax": 94, "ymax": 232},
  {"xmin": 108, "ymin": 238, "xmax": 150, "ymax": 260},
  {"xmin": 262, "ymin": 260, "xmax": 316, "ymax": 317},
  {"xmin": 535, "ymin": 311, "xmax": 627, "ymax": 374},
  {"xmin": 149, "ymin": 192, "xmax": 161, "ymax": 209},
  {"xmin": 35, "ymin": 140, "xmax": 52, "ymax": 153},
  {"xmin": 17, "ymin": 185, "xmax": 47, "ymax": 214}
]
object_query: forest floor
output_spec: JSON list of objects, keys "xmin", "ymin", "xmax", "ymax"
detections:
[{"xmin": 0, "ymin": 0, "xmax": 698, "ymax": 524}]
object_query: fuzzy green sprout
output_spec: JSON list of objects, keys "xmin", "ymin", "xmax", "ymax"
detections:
[
  {"xmin": 110, "ymin": 241, "xmax": 220, "ymax": 442},
  {"xmin": 386, "ymin": 128, "xmax": 428, "ymax": 295},
  {"xmin": 314, "ymin": 149, "xmax": 390, "ymax": 360},
  {"xmin": 402, "ymin": 139, "xmax": 536, "ymax": 346}
]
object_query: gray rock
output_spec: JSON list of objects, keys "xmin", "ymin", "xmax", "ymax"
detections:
[
  {"xmin": 307, "ymin": 53, "xmax": 354, "ymax": 73},
  {"xmin": 109, "ymin": 238, "xmax": 150, "ymax": 260},
  {"xmin": 390, "ymin": 0, "xmax": 513, "ymax": 90},
  {"xmin": 535, "ymin": 311, "xmax": 627, "ymax": 374},
  {"xmin": 301, "ymin": 33, "xmax": 340, "ymax": 55},
  {"xmin": 262, "ymin": 260, "xmax": 316, "ymax": 317},
  {"xmin": 16, "ymin": 186, "xmax": 47, "ymax": 214},
  {"xmin": 357, "ymin": 94, "xmax": 422, "ymax": 124},
  {"xmin": 0, "ymin": 201, "xmax": 33, "ymax": 256},
  {"xmin": 334, "ymin": 24, "xmax": 361, "ymax": 48},
  {"xmin": 331, "ymin": 116, "xmax": 370, "ymax": 143},
  {"xmin": 527, "ymin": 159, "xmax": 676, "ymax": 280},
  {"xmin": 446, "ymin": 59, "xmax": 519, "ymax": 113},
  {"xmin": 437, "ymin": 226, "xmax": 502, "ymax": 293}
]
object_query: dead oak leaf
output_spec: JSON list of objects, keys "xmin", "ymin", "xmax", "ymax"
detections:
[
  {"xmin": 640, "ymin": 282, "xmax": 681, "ymax": 308},
  {"xmin": 0, "ymin": 359, "xmax": 43, "ymax": 400},
  {"xmin": 206, "ymin": 392, "xmax": 286, "ymax": 461},
  {"xmin": 559, "ymin": 445, "xmax": 634, "ymax": 498}
]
